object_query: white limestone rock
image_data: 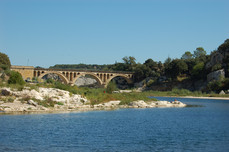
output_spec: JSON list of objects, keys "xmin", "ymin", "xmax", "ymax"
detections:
[
  {"xmin": 130, "ymin": 100, "xmax": 148, "ymax": 108},
  {"xmin": 104, "ymin": 101, "xmax": 121, "ymax": 107},
  {"xmin": 219, "ymin": 90, "xmax": 225, "ymax": 95},
  {"xmin": 27, "ymin": 100, "xmax": 38, "ymax": 107},
  {"xmin": 147, "ymin": 101, "xmax": 156, "ymax": 108},
  {"xmin": 156, "ymin": 101, "xmax": 172, "ymax": 107}
]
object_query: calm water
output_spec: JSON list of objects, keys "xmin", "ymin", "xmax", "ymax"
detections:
[{"xmin": 0, "ymin": 97, "xmax": 229, "ymax": 152}]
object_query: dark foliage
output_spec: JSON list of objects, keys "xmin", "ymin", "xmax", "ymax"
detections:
[{"xmin": 0, "ymin": 52, "xmax": 11, "ymax": 70}]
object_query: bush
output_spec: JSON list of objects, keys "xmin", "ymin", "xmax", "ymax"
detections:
[
  {"xmin": 106, "ymin": 81, "xmax": 118, "ymax": 94},
  {"xmin": 46, "ymin": 78, "xmax": 55, "ymax": 84},
  {"xmin": 191, "ymin": 62, "xmax": 205, "ymax": 79},
  {"xmin": 206, "ymin": 80, "xmax": 222, "ymax": 93},
  {"xmin": 146, "ymin": 79, "xmax": 155, "ymax": 87},
  {"xmin": 0, "ymin": 52, "xmax": 11, "ymax": 70},
  {"xmin": 8, "ymin": 71, "xmax": 25, "ymax": 85},
  {"xmin": 211, "ymin": 63, "xmax": 222, "ymax": 72}
]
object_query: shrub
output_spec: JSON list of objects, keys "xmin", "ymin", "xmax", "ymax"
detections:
[
  {"xmin": 146, "ymin": 79, "xmax": 154, "ymax": 87},
  {"xmin": 8, "ymin": 71, "xmax": 25, "ymax": 85},
  {"xmin": 2, "ymin": 96, "xmax": 15, "ymax": 103},
  {"xmin": 211, "ymin": 63, "xmax": 222, "ymax": 72},
  {"xmin": 46, "ymin": 78, "xmax": 55, "ymax": 84},
  {"xmin": 57, "ymin": 102, "xmax": 64, "ymax": 105},
  {"xmin": 106, "ymin": 81, "xmax": 118, "ymax": 94},
  {"xmin": 206, "ymin": 80, "xmax": 222, "ymax": 93},
  {"xmin": 0, "ymin": 52, "xmax": 11, "ymax": 70},
  {"xmin": 191, "ymin": 62, "xmax": 205, "ymax": 79}
]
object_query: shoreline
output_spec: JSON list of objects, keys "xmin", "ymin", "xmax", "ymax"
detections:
[
  {"xmin": 0, "ymin": 100, "xmax": 187, "ymax": 115},
  {"xmin": 151, "ymin": 96, "xmax": 229, "ymax": 100},
  {"xmin": 0, "ymin": 107, "xmax": 121, "ymax": 115},
  {"xmin": 182, "ymin": 96, "xmax": 229, "ymax": 100}
]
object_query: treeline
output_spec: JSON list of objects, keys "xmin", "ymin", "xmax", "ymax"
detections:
[
  {"xmin": 50, "ymin": 39, "xmax": 229, "ymax": 81},
  {"xmin": 49, "ymin": 64, "xmax": 113, "ymax": 71}
]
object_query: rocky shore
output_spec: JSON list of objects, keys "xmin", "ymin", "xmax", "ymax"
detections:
[{"xmin": 0, "ymin": 87, "xmax": 186, "ymax": 113}]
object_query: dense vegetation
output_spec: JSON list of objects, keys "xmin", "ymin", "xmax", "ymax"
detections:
[
  {"xmin": 0, "ymin": 52, "xmax": 11, "ymax": 70},
  {"xmin": 49, "ymin": 39, "xmax": 229, "ymax": 93}
]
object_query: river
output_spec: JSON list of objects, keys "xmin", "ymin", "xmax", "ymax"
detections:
[{"xmin": 0, "ymin": 97, "xmax": 229, "ymax": 152}]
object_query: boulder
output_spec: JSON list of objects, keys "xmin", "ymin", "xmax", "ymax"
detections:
[
  {"xmin": 156, "ymin": 101, "xmax": 173, "ymax": 107},
  {"xmin": 207, "ymin": 69, "xmax": 225, "ymax": 82},
  {"xmin": 119, "ymin": 90, "xmax": 132, "ymax": 93},
  {"xmin": 104, "ymin": 101, "xmax": 120, "ymax": 107},
  {"xmin": 27, "ymin": 100, "xmax": 38, "ymax": 107},
  {"xmin": 171, "ymin": 100, "xmax": 186, "ymax": 107},
  {"xmin": 219, "ymin": 90, "xmax": 225, "ymax": 95},
  {"xmin": 1, "ymin": 88, "xmax": 11, "ymax": 96},
  {"xmin": 130, "ymin": 100, "xmax": 148, "ymax": 108},
  {"xmin": 147, "ymin": 101, "xmax": 156, "ymax": 107}
]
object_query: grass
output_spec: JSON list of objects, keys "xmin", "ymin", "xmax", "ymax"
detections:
[
  {"xmin": 1, "ymin": 96, "xmax": 15, "ymax": 103},
  {"xmin": 31, "ymin": 97, "xmax": 57, "ymax": 107}
]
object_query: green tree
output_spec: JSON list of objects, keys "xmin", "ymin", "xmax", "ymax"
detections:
[
  {"xmin": 164, "ymin": 57, "xmax": 172, "ymax": 68},
  {"xmin": 165, "ymin": 59, "xmax": 188, "ymax": 80},
  {"xmin": 223, "ymin": 55, "xmax": 229, "ymax": 77},
  {"xmin": 122, "ymin": 56, "xmax": 136, "ymax": 65},
  {"xmin": 8, "ymin": 71, "xmax": 25, "ymax": 85},
  {"xmin": 191, "ymin": 62, "xmax": 205, "ymax": 79},
  {"xmin": 181, "ymin": 51, "xmax": 193, "ymax": 60},
  {"xmin": 0, "ymin": 52, "xmax": 11, "ymax": 70},
  {"xmin": 134, "ymin": 64, "xmax": 147, "ymax": 82},
  {"xmin": 122, "ymin": 56, "xmax": 136, "ymax": 71},
  {"xmin": 111, "ymin": 62, "xmax": 126, "ymax": 71},
  {"xmin": 144, "ymin": 59, "xmax": 158, "ymax": 71},
  {"xmin": 218, "ymin": 39, "xmax": 229, "ymax": 52},
  {"xmin": 193, "ymin": 47, "xmax": 206, "ymax": 58},
  {"xmin": 106, "ymin": 80, "xmax": 118, "ymax": 93}
]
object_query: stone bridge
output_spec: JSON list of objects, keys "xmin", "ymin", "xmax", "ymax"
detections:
[{"xmin": 11, "ymin": 65, "xmax": 134, "ymax": 88}]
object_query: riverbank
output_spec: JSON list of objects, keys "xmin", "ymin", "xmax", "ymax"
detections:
[
  {"xmin": 180, "ymin": 96, "xmax": 229, "ymax": 100},
  {"xmin": 151, "ymin": 96, "xmax": 229, "ymax": 100},
  {"xmin": 0, "ymin": 87, "xmax": 186, "ymax": 114}
]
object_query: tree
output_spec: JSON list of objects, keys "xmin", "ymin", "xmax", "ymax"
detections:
[
  {"xmin": 193, "ymin": 47, "xmax": 206, "ymax": 58},
  {"xmin": 111, "ymin": 62, "xmax": 126, "ymax": 71},
  {"xmin": 144, "ymin": 59, "xmax": 158, "ymax": 71},
  {"xmin": 134, "ymin": 64, "xmax": 147, "ymax": 82},
  {"xmin": 181, "ymin": 51, "xmax": 193, "ymax": 60},
  {"xmin": 0, "ymin": 52, "xmax": 11, "ymax": 70},
  {"xmin": 191, "ymin": 62, "xmax": 205, "ymax": 79},
  {"xmin": 218, "ymin": 39, "xmax": 229, "ymax": 53},
  {"xmin": 8, "ymin": 71, "xmax": 25, "ymax": 85},
  {"xmin": 106, "ymin": 80, "xmax": 118, "ymax": 93},
  {"xmin": 122, "ymin": 56, "xmax": 136, "ymax": 65},
  {"xmin": 164, "ymin": 57, "xmax": 172, "ymax": 68},
  {"xmin": 165, "ymin": 59, "xmax": 188, "ymax": 80},
  {"xmin": 122, "ymin": 56, "xmax": 136, "ymax": 71}
]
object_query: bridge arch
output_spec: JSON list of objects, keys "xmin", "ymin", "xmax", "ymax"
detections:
[
  {"xmin": 72, "ymin": 73, "xmax": 103, "ymax": 86},
  {"xmin": 105, "ymin": 74, "xmax": 133, "ymax": 87},
  {"xmin": 38, "ymin": 71, "xmax": 69, "ymax": 84}
]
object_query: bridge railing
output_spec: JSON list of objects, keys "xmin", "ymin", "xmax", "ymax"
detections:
[{"xmin": 34, "ymin": 68, "xmax": 134, "ymax": 74}]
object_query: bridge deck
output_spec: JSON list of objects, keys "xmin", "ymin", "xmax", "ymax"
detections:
[{"xmin": 34, "ymin": 68, "xmax": 134, "ymax": 74}]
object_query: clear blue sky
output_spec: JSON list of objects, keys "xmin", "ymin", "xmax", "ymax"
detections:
[{"xmin": 0, "ymin": 0, "xmax": 228, "ymax": 68}]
